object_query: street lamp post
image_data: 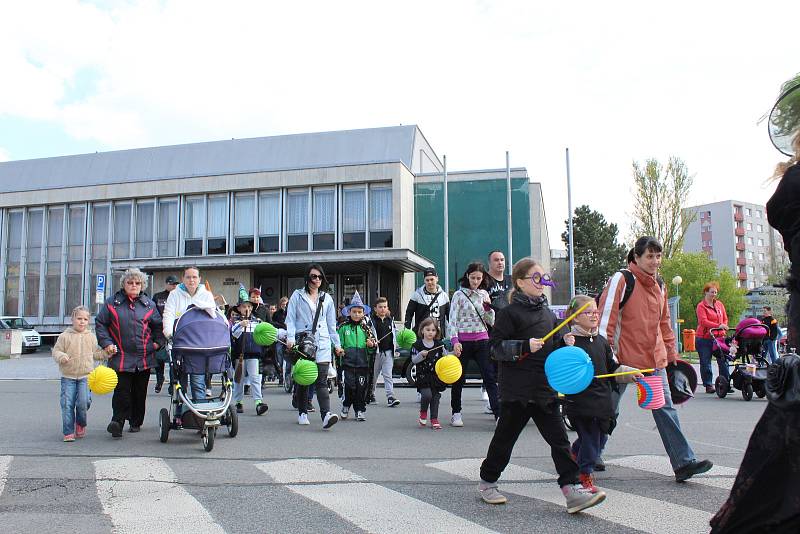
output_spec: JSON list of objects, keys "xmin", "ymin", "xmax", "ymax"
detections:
[{"xmin": 672, "ymin": 275, "xmax": 683, "ymax": 351}]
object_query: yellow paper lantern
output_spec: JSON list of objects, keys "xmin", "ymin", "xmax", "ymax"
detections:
[
  {"xmin": 88, "ymin": 366, "xmax": 118, "ymax": 395},
  {"xmin": 435, "ymin": 354, "xmax": 462, "ymax": 385}
]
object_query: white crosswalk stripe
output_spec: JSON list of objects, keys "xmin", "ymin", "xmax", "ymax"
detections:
[
  {"xmin": 428, "ymin": 458, "xmax": 714, "ymax": 534},
  {"xmin": 256, "ymin": 458, "xmax": 500, "ymax": 534},
  {"xmin": 0, "ymin": 455, "xmax": 11, "ymax": 497},
  {"xmin": 604, "ymin": 455, "xmax": 737, "ymax": 490},
  {"xmin": 94, "ymin": 457, "xmax": 226, "ymax": 534}
]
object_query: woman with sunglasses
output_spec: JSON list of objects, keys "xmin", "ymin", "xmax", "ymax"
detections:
[
  {"xmin": 478, "ymin": 257, "xmax": 606, "ymax": 513},
  {"xmin": 285, "ymin": 263, "xmax": 344, "ymax": 429}
]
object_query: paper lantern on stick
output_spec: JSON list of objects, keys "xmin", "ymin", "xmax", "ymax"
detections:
[
  {"xmin": 544, "ymin": 346, "xmax": 594, "ymax": 394},
  {"xmin": 435, "ymin": 354, "xmax": 462, "ymax": 384},
  {"xmin": 88, "ymin": 365, "xmax": 118, "ymax": 395}
]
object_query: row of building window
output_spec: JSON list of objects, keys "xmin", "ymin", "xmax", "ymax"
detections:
[{"xmin": 1, "ymin": 184, "xmax": 393, "ymax": 318}]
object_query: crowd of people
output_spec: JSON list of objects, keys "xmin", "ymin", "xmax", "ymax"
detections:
[{"xmin": 50, "ymin": 203, "xmax": 799, "ymax": 525}]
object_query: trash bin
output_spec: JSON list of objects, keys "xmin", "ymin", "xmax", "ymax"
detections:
[{"xmin": 682, "ymin": 329, "xmax": 696, "ymax": 352}]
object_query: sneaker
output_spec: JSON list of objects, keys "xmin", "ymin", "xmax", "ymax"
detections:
[
  {"xmin": 562, "ymin": 483, "xmax": 606, "ymax": 513},
  {"xmin": 256, "ymin": 402, "xmax": 268, "ymax": 416},
  {"xmin": 594, "ymin": 456, "xmax": 606, "ymax": 472},
  {"xmin": 419, "ymin": 411, "xmax": 428, "ymax": 427},
  {"xmin": 154, "ymin": 383, "xmax": 162, "ymax": 394},
  {"xmin": 450, "ymin": 413, "xmax": 464, "ymax": 427},
  {"xmin": 341, "ymin": 406, "xmax": 349, "ymax": 419},
  {"xmin": 174, "ymin": 417, "xmax": 183, "ymax": 430},
  {"xmin": 129, "ymin": 425, "xmax": 140, "ymax": 433},
  {"xmin": 322, "ymin": 412, "xmax": 339, "ymax": 429},
  {"xmin": 675, "ymin": 459, "xmax": 713, "ymax": 482},
  {"xmin": 236, "ymin": 402, "xmax": 244, "ymax": 414},
  {"xmin": 579, "ymin": 473, "xmax": 600, "ymax": 494},
  {"xmin": 483, "ymin": 400, "xmax": 494, "ymax": 414},
  {"xmin": 478, "ymin": 481, "xmax": 507, "ymax": 505},
  {"xmin": 431, "ymin": 418, "xmax": 442, "ymax": 430},
  {"xmin": 63, "ymin": 434, "xmax": 76, "ymax": 442},
  {"xmin": 107, "ymin": 421, "xmax": 123, "ymax": 438},
  {"xmin": 298, "ymin": 413, "xmax": 310, "ymax": 425},
  {"xmin": 307, "ymin": 404, "xmax": 316, "ymax": 413},
  {"xmin": 388, "ymin": 397, "xmax": 400, "ymax": 407},
  {"xmin": 356, "ymin": 411, "xmax": 366, "ymax": 421},
  {"xmin": 75, "ymin": 424, "xmax": 86, "ymax": 438}
]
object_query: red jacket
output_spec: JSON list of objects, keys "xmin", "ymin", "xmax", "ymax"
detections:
[{"xmin": 695, "ymin": 299, "xmax": 728, "ymax": 339}]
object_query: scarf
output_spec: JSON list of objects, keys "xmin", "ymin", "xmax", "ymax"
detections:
[
  {"xmin": 571, "ymin": 324, "xmax": 598, "ymax": 341},
  {"xmin": 511, "ymin": 291, "xmax": 548, "ymax": 310}
]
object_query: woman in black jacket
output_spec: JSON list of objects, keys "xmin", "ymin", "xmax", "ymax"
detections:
[
  {"xmin": 95, "ymin": 268, "xmax": 165, "ymax": 438},
  {"xmin": 477, "ymin": 257, "xmax": 606, "ymax": 513}
]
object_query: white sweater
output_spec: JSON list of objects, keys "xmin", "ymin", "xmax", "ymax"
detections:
[{"xmin": 162, "ymin": 284, "xmax": 219, "ymax": 339}]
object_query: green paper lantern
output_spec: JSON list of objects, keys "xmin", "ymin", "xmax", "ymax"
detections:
[
  {"xmin": 253, "ymin": 322, "xmax": 277, "ymax": 346},
  {"xmin": 292, "ymin": 359, "xmax": 319, "ymax": 386},
  {"xmin": 396, "ymin": 328, "xmax": 417, "ymax": 349}
]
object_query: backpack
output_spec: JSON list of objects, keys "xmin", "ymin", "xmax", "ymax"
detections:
[{"xmin": 596, "ymin": 269, "xmax": 665, "ymax": 310}]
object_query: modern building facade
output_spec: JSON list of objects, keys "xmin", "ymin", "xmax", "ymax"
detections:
[
  {"xmin": 0, "ymin": 126, "xmax": 552, "ymax": 333},
  {"xmin": 683, "ymin": 200, "xmax": 790, "ymax": 289}
]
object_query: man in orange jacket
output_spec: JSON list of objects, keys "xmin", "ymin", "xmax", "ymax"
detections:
[{"xmin": 598, "ymin": 236, "xmax": 713, "ymax": 483}]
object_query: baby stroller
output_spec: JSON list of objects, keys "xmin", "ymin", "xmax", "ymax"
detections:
[
  {"xmin": 713, "ymin": 318, "xmax": 771, "ymax": 401},
  {"xmin": 159, "ymin": 306, "xmax": 238, "ymax": 451}
]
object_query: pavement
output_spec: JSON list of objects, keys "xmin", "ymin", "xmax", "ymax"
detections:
[{"xmin": 0, "ymin": 352, "xmax": 766, "ymax": 533}]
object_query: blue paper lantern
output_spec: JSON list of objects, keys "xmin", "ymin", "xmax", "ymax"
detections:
[{"xmin": 544, "ymin": 346, "xmax": 594, "ymax": 394}]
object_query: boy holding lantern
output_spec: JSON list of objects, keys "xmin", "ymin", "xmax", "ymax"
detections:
[{"xmin": 337, "ymin": 292, "xmax": 376, "ymax": 421}]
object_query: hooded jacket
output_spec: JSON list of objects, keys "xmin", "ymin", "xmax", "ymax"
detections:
[
  {"xmin": 285, "ymin": 289, "xmax": 342, "ymax": 363},
  {"xmin": 404, "ymin": 284, "xmax": 450, "ymax": 334},
  {"xmin": 337, "ymin": 319, "xmax": 375, "ymax": 368},
  {"xmin": 52, "ymin": 327, "xmax": 106, "ymax": 379},
  {"xmin": 95, "ymin": 289, "xmax": 165, "ymax": 373},
  {"xmin": 562, "ymin": 333, "xmax": 618, "ymax": 424},
  {"xmin": 598, "ymin": 262, "xmax": 678, "ymax": 370},
  {"xmin": 696, "ymin": 299, "xmax": 729, "ymax": 340},
  {"xmin": 162, "ymin": 284, "xmax": 217, "ymax": 339}
]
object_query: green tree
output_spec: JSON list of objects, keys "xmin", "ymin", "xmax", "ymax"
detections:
[
  {"xmin": 562, "ymin": 205, "xmax": 627, "ymax": 296},
  {"xmin": 630, "ymin": 156, "xmax": 695, "ymax": 258},
  {"xmin": 660, "ymin": 252, "xmax": 748, "ymax": 331}
]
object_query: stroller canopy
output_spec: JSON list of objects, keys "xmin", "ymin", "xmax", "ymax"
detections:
[{"xmin": 172, "ymin": 306, "xmax": 231, "ymax": 374}]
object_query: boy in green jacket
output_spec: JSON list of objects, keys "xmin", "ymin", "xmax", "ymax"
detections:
[{"xmin": 337, "ymin": 291, "xmax": 376, "ymax": 421}]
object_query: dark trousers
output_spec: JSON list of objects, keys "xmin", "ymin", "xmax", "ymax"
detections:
[
  {"xmin": 420, "ymin": 387, "xmax": 441, "ymax": 419},
  {"xmin": 296, "ymin": 362, "xmax": 330, "ymax": 419},
  {"xmin": 451, "ymin": 340, "xmax": 499, "ymax": 415},
  {"xmin": 571, "ymin": 416, "xmax": 604, "ymax": 475},
  {"xmin": 154, "ymin": 361, "xmax": 165, "ymax": 386},
  {"xmin": 111, "ymin": 370, "xmax": 150, "ymax": 427},
  {"xmin": 480, "ymin": 400, "xmax": 579, "ymax": 487},
  {"xmin": 342, "ymin": 367, "xmax": 369, "ymax": 413}
]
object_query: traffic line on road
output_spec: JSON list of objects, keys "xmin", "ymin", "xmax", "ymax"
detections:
[
  {"xmin": 0, "ymin": 455, "xmax": 11, "ymax": 497},
  {"xmin": 428, "ymin": 458, "xmax": 713, "ymax": 534},
  {"xmin": 94, "ymin": 457, "xmax": 226, "ymax": 534},
  {"xmin": 604, "ymin": 455, "xmax": 736, "ymax": 490},
  {"xmin": 256, "ymin": 458, "xmax": 499, "ymax": 534}
]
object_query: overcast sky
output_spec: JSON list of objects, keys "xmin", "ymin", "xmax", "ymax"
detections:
[{"xmin": 2, "ymin": 1, "xmax": 798, "ymax": 250}]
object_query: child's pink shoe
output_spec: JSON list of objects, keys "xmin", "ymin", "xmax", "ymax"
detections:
[
  {"xmin": 63, "ymin": 434, "xmax": 75, "ymax": 442},
  {"xmin": 431, "ymin": 419, "xmax": 442, "ymax": 430},
  {"xmin": 419, "ymin": 411, "xmax": 428, "ymax": 427},
  {"xmin": 76, "ymin": 424, "xmax": 86, "ymax": 438}
]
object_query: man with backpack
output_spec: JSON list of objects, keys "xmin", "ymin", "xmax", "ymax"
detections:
[
  {"xmin": 404, "ymin": 268, "xmax": 450, "ymax": 336},
  {"xmin": 597, "ymin": 236, "xmax": 713, "ymax": 483}
]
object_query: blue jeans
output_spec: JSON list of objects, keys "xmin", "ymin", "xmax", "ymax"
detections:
[
  {"xmin": 763, "ymin": 339, "xmax": 779, "ymax": 364},
  {"xmin": 178, "ymin": 373, "xmax": 207, "ymax": 417},
  {"xmin": 607, "ymin": 368, "xmax": 695, "ymax": 471},
  {"xmin": 696, "ymin": 337, "xmax": 730, "ymax": 386},
  {"xmin": 60, "ymin": 377, "xmax": 88, "ymax": 436},
  {"xmin": 571, "ymin": 416, "xmax": 604, "ymax": 475}
]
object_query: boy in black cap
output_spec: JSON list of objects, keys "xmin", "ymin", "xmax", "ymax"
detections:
[
  {"xmin": 404, "ymin": 267, "xmax": 450, "ymax": 336},
  {"xmin": 152, "ymin": 275, "xmax": 178, "ymax": 393}
]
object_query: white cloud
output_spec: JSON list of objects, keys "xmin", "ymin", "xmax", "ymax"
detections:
[{"xmin": 1, "ymin": 0, "xmax": 798, "ymax": 247}]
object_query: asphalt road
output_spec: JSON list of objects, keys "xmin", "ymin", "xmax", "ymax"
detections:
[{"xmin": 0, "ymin": 354, "xmax": 766, "ymax": 534}]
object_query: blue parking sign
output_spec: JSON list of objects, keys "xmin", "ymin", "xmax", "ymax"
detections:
[{"xmin": 96, "ymin": 274, "xmax": 106, "ymax": 292}]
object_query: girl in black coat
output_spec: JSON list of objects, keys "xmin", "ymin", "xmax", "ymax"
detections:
[
  {"xmin": 411, "ymin": 317, "xmax": 447, "ymax": 430},
  {"xmin": 562, "ymin": 295, "xmax": 641, "ymax": 494},
  {"xmin": 478, "ymin": 258, "xmax": 606, "ymax": 513}
]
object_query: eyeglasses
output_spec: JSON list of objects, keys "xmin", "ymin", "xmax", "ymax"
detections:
[
  {"xmin": 526, "ymin": 273, "xmax": 552, "ymax": 284},
  {"xmin": 582, "ymin": 311, "xmax": 600, "ymax": 317},
  {"xmin": 309, "ymin": 274, "xmax": 322, "ymax": 280}
]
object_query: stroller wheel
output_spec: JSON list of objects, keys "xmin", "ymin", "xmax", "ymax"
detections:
[
  {"xmin": 159, "ymin": 408, "xmax": 170, "ymax": 443},
  {"xmin": 742, "ymin": 382, "xmax": 754, "ymax": 401},
  {"xmin": 202, "ymin": 426, "xmax": 216, "ymax": 452},
  {"xmin": 226, "ymin": 406, "xmax": 239, "ymax": 438},
  {"xmin": 714, "ymin": 376, "xmax": 728, "ymax": 398}
]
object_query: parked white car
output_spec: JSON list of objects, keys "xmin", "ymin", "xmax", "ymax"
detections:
[{"xmin": 0, "ymin": 317, "xmax": 41, "ymax": 353}]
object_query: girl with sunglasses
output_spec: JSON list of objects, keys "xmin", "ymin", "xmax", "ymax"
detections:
[{"xmin": 478, "ymin": 257, "xmax": 606, "ymax": 513}]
